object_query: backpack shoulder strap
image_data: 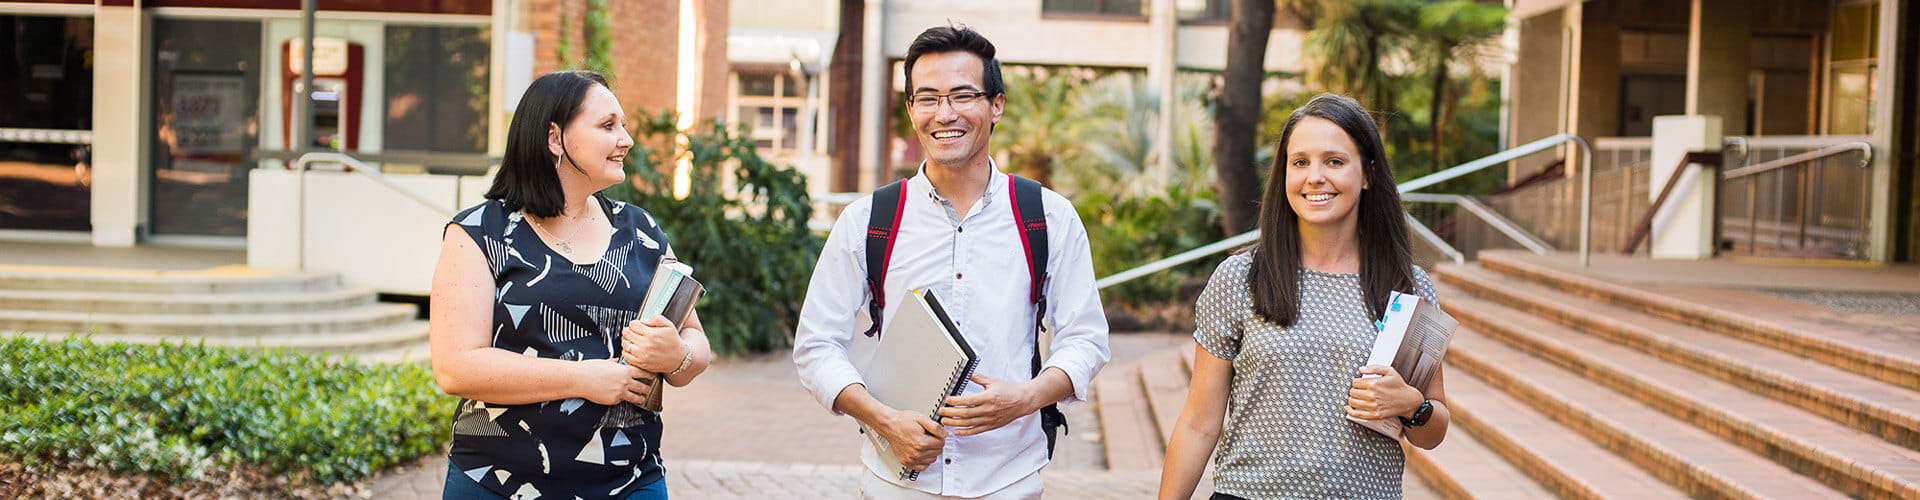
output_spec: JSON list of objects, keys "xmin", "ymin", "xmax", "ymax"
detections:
[
  {"xmin": 1008, "ymin": 175, "xmax": 1048, "ymax": 305},
  {"xmin": 863, "ymin": 180, "xmax": 908, "ymax": 338}
]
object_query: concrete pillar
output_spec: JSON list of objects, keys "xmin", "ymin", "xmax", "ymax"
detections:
[
  {"xmin": 91, "ymin": 5, "xmax": 147, "ymax": 247},
  {"xmin": 1507, "ymin": 12, "xmax": 1565, "ymax": 181},
  {"xmin": 1649, "ymin": 115, "xmax": 1721, "ymax": 259},
  {"xmin": 1868, "ymin": 0, "xmax": 1908, "ymax": 263},
  {"xmin": 1148, "ymin": 0, "xmax": 1176, "ymax": 180},
  {"xmin": 1685, "ymin": 0, "xmax": 1750, "ymax": 135},
  {"xmin": 858, "ymin": 0, "xmax": 885, "ymax": 186},
  {"xmin": 1568, "ymin": 1, "xmax": 1620, "ymax": 141}
]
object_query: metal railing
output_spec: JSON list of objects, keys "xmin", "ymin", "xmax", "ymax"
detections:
[
  {"xmin": 1719, "ymin": 138, "xmax": 1873, "ymax": 258},
  {"xmin": 288, "ymin": 152, "xmax": 465, "ymax": 271},
  {"xmin": 1093, "ymin": 134, "xmax": 1594, "ymax": 289}
]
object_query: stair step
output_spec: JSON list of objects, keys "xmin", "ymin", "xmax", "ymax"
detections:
[
  {"xmin": 1440, "ymin": 268, "xmax": 1920, "ymax": 451},
  {"xmin": 0, "ymin": 288, "xmax": 377, "ymax": 314},
  {"xmin": 1444, "ymin": 291, "xmax": 1920, "ymax": 497},
  {"xmin": 1093, "ymin": 362, "xmax": 1163, "ymax": 470},
  {"xmin": 4, "ymin": 320, "xmax": 429, "ymax": 355},
  {"xmin": 1443, "ymin": 365, "xmax": 1688, "ymax": 499},
  {"xmin": 1448, "ymin": 327, "xmax": 1849, "ymax": 498},
  {"xmin": 349, "ymin": 339, "xmax": 433, "ymax": 364},
  {"xmin": 1402, "ymin": 419, "xmax": 1559, "ymax": 499},
  {"xmin": 1138, "ymin": 348, "xmax": 1190, "ymax": 446},
  {"xmin": 0, "ymin": 303, "xmax": 419, "ymax": 336},
  {"xmin": 0, "ymin": 264, "xmax": 340, "ymax": 294},
  {"xmin": 1472, "ymin": 252, "xmax": 1920, "ymax": 391}
]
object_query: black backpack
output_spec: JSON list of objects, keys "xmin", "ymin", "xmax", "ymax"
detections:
[{"xmin": 862, "ymin": 174, "xmax": 1069, "ymax": 458}]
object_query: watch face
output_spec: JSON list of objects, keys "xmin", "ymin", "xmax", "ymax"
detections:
[{"xmin": 1410, "ymin": 400, "xmax": 1433, "ymax": 426}]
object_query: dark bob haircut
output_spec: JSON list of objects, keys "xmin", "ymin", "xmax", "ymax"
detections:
[
  {"xmin": 485, "ymin": 70, "xmax": 608, "ymax": 218},
  {"xmin": 903, "ymin": 25, "xmax": 1004, "ymax": 98},
  {"xmin": 1247, "ymin": 93, "xmax": 1416, "ymax": 327}
]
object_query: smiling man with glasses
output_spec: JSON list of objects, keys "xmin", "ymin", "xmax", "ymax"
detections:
[{"xmin": 793, "ymin": 24, "xmax": 1111, "ymax": 500}]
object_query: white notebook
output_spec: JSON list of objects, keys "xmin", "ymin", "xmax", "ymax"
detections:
[
  {"xmin": 857, "ymin": 289, "xmax": 979, "ymax": 481},
  {"xmin": 1349, "ymin": 290, "xmax": 1456, "ymax": 437}
]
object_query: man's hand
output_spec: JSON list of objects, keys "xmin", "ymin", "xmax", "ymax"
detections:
[
  {"xmin": 873, "ymin": 408, "xmax": 947, "ymax": 472},
  {"xmin": 1347, "ymin": 365, "xmax": 1423, "ymax": 420},
  {"xmin": 938, "ymin": 373, "xmax": 1042, "ymax": 436}
]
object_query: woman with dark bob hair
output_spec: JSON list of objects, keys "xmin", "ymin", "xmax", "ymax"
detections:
[
  {"xmin": 429, "ymin": 70, "xmax": 712, "ymax": 499},
  {"xmin": 1159, "ymin": 94, "xmax": 1450, "ymax": 499}
]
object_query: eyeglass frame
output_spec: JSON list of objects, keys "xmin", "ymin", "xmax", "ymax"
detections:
[{"xmin": 905, "ymin": 91, "xmax": 996, "ymax": 112}]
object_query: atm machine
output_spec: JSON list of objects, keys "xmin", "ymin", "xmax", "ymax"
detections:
[{"xmin": 280, "ymin": 37, "xmax": 364, "ymax": 152}]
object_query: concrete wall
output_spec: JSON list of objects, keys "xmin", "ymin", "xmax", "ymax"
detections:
[{"xmin": 249, "ymin": 169, "xmax": 491, "ymax": 295}]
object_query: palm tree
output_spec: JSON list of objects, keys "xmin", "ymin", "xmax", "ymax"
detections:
[
  {"xmin": 993, "ymin": 67, "xmax": 1089, "ymax": 188},
  {"xmin": 1213, "ymin": 0, "xmax": 1277, "ymax": 235},
  {"xmin": 1407, "ymin": 0, "xmax": 1506, "ymax": 172}
]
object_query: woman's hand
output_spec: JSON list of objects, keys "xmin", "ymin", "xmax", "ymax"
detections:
[
  {"xmin": 577, "ymin": 358, "xmax": 652, "ymax": 406},
  {"xmin": 622, "ymin": 316, "xmax": 687, "ymax": 373},
  {"xmin": 1347, "ymin": 365, "xmax": 1424, "ymax": 420}
]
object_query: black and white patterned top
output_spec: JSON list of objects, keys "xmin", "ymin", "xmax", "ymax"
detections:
[
  {"xmin": 1192, "ymin": 252, "xmax": 1438, "ymax": 499},
  {"xmin": 445, "ymin": 194, "xmax": 670, "ymax": 499}
]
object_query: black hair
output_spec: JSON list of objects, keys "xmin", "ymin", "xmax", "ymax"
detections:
[
  {"xmin": 903, "ymin": 24, "xmax": 1004, "ymax": 98},
  {"xmin": 1247, "ymin": 93, "xmax": 1415, "ymax": 327},
  {"xmin": 485, "ymin": 70, "xmax": 609, "ymax": 218}
]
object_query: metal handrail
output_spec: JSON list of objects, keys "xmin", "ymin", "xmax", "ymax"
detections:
[
  {"xmin": 292, "ymin": 152, "xmax": 456, "ymax": 217},
  {"xmin": 1401, "ymin": 193, "xmax": 1555, "ymax": 255},
  {"xmin": 1722, "ymin": 141, "xmax": 1872, "ymax": 179},
  {"xmin": 1093, "ymin": 134, "xmax": 1595, "ymax": 289}
]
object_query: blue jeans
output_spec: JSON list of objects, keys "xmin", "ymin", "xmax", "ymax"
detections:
[{"xmin": 442, "ymin": 461, "xmax": 667, "ymax": 499}]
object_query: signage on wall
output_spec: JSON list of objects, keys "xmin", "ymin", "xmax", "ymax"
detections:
[
  {"xmin": 286, "ymin": 37, "xmax": 350, "ymax": 76},
  {"xmin": 170, "ymin": 72, "xmax": 248, "ymax": 172}
]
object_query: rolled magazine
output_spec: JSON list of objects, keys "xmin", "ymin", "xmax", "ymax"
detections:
[{"xmin": 1349, "ymin": 290, "xmax": 1456, "ymax": 437}]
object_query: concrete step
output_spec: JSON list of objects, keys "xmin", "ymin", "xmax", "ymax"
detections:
[
  {"xmin": 0, "ymin": 264, "xmax": 341, "ymax": 294},
  {"xmin": 1439, "ymin": 267, "xmax": 1920, "ymax": 451},
  {"xmin": 0, "ymin": 287, "xmax": 377, "ymax": 314},
  {"xmin": 1445, "ymin": 291, "xmax": 1920, "ymax": 498},
  {"xmin": 1402, "ymin": 417, "xmax": 1559, "ymax": 500},
  {"xmin": 1472, "ymin": 252, "xmax": 1920, "ymax": 391},
  {"xmin": 1138, "ymin": 348, "xmax": 1190, "ymax": 447},
  {"xmin": 0, "ymin": 302, "xmax": 419, "ymax": 336},
  {"xmin": 1093, "ymin": 361, "xmax": 1163, "ymax": 471},
  {"xmin": 1441, "ymin": 364, "xmax": 1689, "ymax": 499},
  {"xmin": 4, "ymin": 320, "xmax": 428, "ymax": 357},
  {"xmin": 349, "ymin": 339, "xmax": 433, "ymax": 365},
  {"xmin": 1448, "ymin": 327, "xmax": 1849, "ymax": 499}
]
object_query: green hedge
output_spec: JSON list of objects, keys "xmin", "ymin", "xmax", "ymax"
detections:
[{"xmin": 0, "ymin": 337, "xmax": 451, "ymax": 484}]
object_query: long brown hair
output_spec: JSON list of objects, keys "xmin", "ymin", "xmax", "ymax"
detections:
[{"xmin": 1246, "ymin": 93, "xmax": 1415, "ymax": 327}]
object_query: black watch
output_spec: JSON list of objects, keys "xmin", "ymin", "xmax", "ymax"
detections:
[{"xmin": 1400, "ymin": 399, "xmax": 1434, "ymax": 427}]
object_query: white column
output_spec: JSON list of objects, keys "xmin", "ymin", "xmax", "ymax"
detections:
[
  {"xmin": 1867, "ymin": 0, "xmax": 1905, "ymax": 263},
  {"xmin": 91, "ymin": 4, "xmax": 148, "ymax": 247},
  {"xmin": 1148, "ymin": 0, "xmax": 1176, "ymax": 179},
  {"xmin": 1649, "ymin": 115, "xmax": 1721, "ymax": 259},
  {"xmin": 857, "ymin": 0, "xmax": 885, "ymax": 190}
]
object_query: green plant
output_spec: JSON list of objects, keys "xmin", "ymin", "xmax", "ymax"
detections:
[
  {"xmin": 1079, "ymin": 182, "xmax": 1226, "ymax": 307},
  {"xmin": 602, "ymin": 111, "xmax": 823, "ymax": 356},
  {"xmin": 0, "ymin": 337, "xmax": 451, "ymax": 485}
]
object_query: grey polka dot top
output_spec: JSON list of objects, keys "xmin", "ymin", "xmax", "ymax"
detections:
[{"xmin": 1192, "ymin": 252, "xmax": 1438, "ymax": 499}]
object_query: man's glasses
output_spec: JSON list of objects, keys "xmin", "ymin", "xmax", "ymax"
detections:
[{"xmin": 907, "ymin": 91, "xmax": 990, "ymax": 112}]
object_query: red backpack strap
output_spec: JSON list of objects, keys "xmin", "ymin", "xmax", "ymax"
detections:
[{"xmin": 863, "ymin": 180, "xmax": 908, "ymax": 338}]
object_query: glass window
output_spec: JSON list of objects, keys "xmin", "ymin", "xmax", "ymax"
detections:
[
  {"xmin": 383, "ymin": 25, "xmax": 490, "ymax": 155},
  {"xmin": 1178, "ymin": 0, "xmax": 1229, "ymax": 23},
  {"xmin": 741, "ymin": 74, "xmax": 777, "ymax": 97},
  {"xmin": 0, "ymin": 14, "xmax": 94, "ymax": 231},
  {"xmin": 149, "ymin": 18, "xmax": 262, "ymax": 237},
  {"xmin": 1042, "ymin": 0, "xmax": 1146, "ymax": 18}
]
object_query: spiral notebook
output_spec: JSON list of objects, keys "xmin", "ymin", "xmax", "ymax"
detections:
[{"xmin": 857, "ymin": 289, "xmax": 979, "ymax": 481}]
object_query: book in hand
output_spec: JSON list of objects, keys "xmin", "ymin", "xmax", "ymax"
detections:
[
  {"xmin": 630, "ymin": 256, "xmax": 704, "ymax": 412},
  {"xmin": 1348, "ymin": 290, "xmax": 1457, "ymax": 438},
  {"xmin": 856, "ymin": 289, "xmax": 979, "ymax": 481}
]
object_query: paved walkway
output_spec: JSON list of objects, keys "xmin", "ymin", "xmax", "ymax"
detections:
[{"xmin": 367, "ymin": 332, "xmax": 1194, "ymax": 499}]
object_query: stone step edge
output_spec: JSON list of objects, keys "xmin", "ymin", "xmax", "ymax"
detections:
[
  {"xmin": 0, "ymin": 287, "xmax": 378, "ymax": 311},
  {"xmin": 1092, "ymin": 361, "xmax": 1164, "ymax": 471},
  {"xmin": 1444, "ymin": 369, "xmax": 1687, "ymax": 500},
  {"xmin": 1439, "ymin": 271, "xmax": 1920, "ymax": 451},
  {"xmin": 1448, "ymin": 330, "xmax": 1844, "ymax": 499},
  {"xmin": 0, "ymin": 304, "xmax": 420, "ymax": 336},
  {"xmin": 1469, "ymin": 253, "xmax": 1920, "ymax": 392},
  {"xmin": 1447, "ymin": 292, "xmax": 1920, "ymax": 498},
  {"xmin": 3, "ymin": 322, "xmax": 428, "ymax": 353},
  {"xmin": 0, "ymin": 267, "xmax": 342, "ymax": 294}
]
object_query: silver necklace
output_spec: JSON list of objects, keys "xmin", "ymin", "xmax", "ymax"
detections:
[{"xmin": 528, "ymin": 211, "xmax": 595, "ymax": 254}]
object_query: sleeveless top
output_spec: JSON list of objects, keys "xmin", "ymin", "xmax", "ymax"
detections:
[
  {"xmin": 1192, "ymin": 252, "xmax": 1439, "ymax": 499},
  {"xmin": 445, "ymin": 194, "xmax": 670, "ymax": 499}
]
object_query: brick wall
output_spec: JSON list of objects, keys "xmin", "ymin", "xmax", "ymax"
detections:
[{"xmin": 524, "ymin": 0, "xmax": 728, "ymax": 125}]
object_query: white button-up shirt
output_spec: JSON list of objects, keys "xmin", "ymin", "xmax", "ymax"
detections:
[{"xmin": 793, "ymin": 164, "xmax": 1110, "ymax": 497}]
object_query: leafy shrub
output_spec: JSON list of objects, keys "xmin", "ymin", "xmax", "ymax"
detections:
[
  {"xmin": 0, "ymin": 337, "xmax": 451, "ymax": 484},
  {"xmin": 1079, "ymin": 182, "xmax": 1226, "ymax": 307},
  {"xmin": 602, "ymin": 111, "xmax": 823, "ymax": 356}
]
